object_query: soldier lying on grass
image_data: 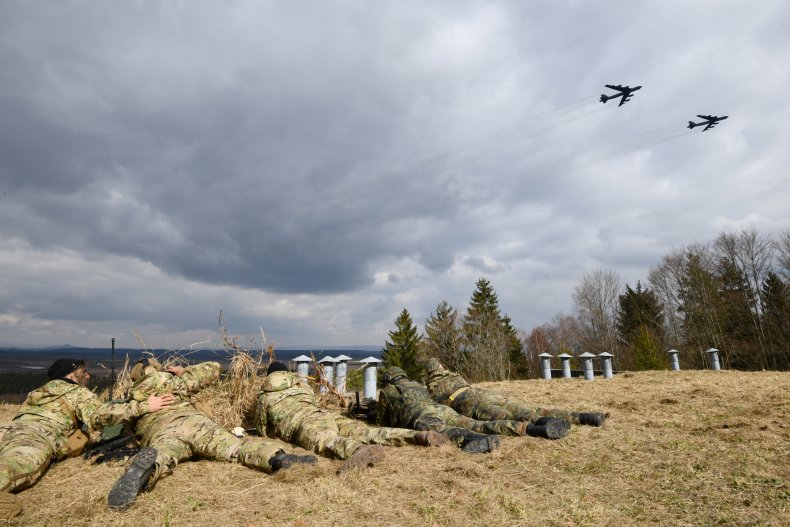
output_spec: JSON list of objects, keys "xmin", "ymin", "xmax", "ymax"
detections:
[
  {"xmin": 0, "ymin": 358, "xmax": 173, "ymax": 519},
  {"xmin": 425, "ymin": 358, "xmax": 607, "ymax": 427},
  {"xmin": 376, "ymin": 367, "xmax": 570, "ymax": 453},
  {"xmin": 256, "ymin": 361, "xmax": 448, "ymax": 474},
  {"xmin": 96, "ymin": 358, "xmax": 316, "ymax": 511}
]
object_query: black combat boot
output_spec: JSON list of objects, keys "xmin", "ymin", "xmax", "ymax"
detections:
[
  {"xmin": 534, "ymin": 416, "xmax": 572, "ymax": 432},
  {"xmin": 525, "ymin": 418, "xmax": 569, "ymax": 440},
  {"xmin": 107, "ymin": 447, "xmax": 157, "ymax": 511},
  {"xmin": 268, "ymin": 450, "xmax": 318, "ymax": 473},
  {"xmin": 442, "ymin": 427, "xmax": 500, "ymax": 453},
  {"xmin": 577, "ymin": 412, "xmax": 606, "ymax": 426}
]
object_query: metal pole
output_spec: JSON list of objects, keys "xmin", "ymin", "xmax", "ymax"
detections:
[{"xmin": 110, "ymin": 337, "xmax": 116, "ymax": 400}]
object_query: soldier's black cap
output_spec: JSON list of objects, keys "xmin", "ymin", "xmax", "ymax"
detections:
[
  {"xmin": 267, "ymin": 361, "xmax": 289, "ymax": 375},
  {"xmin": 47, "ymin": 358, "xmax": 85, "ymax": 380}
]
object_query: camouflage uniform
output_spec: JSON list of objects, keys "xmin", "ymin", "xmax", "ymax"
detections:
[
  {"xmin": 257, "ymin": 370, "xmax": 422, "ymax": 460},
  {"xmin": 424, "ymin": 358, "xmax": 580, "ymax": 424},
  {"xmin": 0, "ymin": 379, "xmax": 150, "ymax": 493},
  {"xmin": 93, "ymin": 362, "xmax": 282, "ymax": 483},
  {"xmin": 377, "ymin": 370, "xmax": 524, "ymax": 436}
]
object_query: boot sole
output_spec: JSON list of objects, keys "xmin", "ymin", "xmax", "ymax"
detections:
[
  {"xmin": 337, "ymin": 445, "xmax": 385, "ymax": 474},
  {"xmin": 107, "ymin": 447, "xmax": 157, "ymax": 511}
]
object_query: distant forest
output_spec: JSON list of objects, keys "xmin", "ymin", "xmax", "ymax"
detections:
[{"xmin": 381, "ymin": 227, "xmax": 790, "ymax": 382}]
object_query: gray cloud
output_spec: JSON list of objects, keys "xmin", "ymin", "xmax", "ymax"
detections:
[{"xmin": 1, "ymin": 1, "xmax": 788, "ymax": 347}]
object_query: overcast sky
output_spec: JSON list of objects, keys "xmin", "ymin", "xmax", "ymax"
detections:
[{"xmin": 1, "ymin": 1, "xmax": 788, "ymax": 350}]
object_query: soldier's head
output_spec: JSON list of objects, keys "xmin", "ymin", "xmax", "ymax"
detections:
[
  {"xmin": 48, "ymin": 358, "xmax": 89, "ymax": 386},
  {"xmin": 425, "ymin": 358, "xmax": 446, "ymax": 377},
  {"xmin": 266, "ymin": 361, "xmax": 289, "ymax": 375},
  {"xmin": 381, "ymin": 367, "xmax": 408, "ymax": 386},
  {"xmin": 130, "ymin": 357, "xmax": 164, "ymax": 381}
]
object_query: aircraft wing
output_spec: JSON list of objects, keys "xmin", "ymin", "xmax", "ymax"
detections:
[
  {"xmin": 605, "ymin": 84, "xmax": 624, "ymax": 91},
  {"xmin": 703, "ymin": 122, "xmax": 716, "ymax": 131}
]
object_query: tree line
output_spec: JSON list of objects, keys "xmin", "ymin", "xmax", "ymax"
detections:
[
  {"xmin": 526, "ymin": 227, "xmax": 790, "ymax": 372},
  {"xmin": 383, "ymin": 227, "xmax": 790, "ymax": 381}
]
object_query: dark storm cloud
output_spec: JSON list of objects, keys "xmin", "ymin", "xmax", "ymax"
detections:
[{"xmin": 1, "ymin": 1, "xmax": 788, "ymax": 347}]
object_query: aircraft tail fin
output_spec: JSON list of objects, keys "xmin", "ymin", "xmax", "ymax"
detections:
[
  {"xmin": 687, "ymin": 121, "xmax": 697, "ymax": 129},
  {"xmin": 600, "ymin": 94, "xmax": 610, "ymax": 104}
]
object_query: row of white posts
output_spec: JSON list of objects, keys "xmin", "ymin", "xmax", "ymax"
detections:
[
  {"xmin": 292, "ymin": 355, "xmax": 384, "ymax": 399},
  {"xmin": 538, "ymin": 347, "xmax": 723, "ymax": 381}
]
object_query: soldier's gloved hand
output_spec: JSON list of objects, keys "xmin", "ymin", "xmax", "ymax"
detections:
[{"xmin": 148, "ymin": 394, "xmax": 175, "ymax": 412}]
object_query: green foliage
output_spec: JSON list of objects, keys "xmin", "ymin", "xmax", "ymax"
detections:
[
  {"xmin": 632, "ymin": 325, "xmax": 665, "ymax": 371},
  {"xmin": 423, "ymin": 301, "xmax": 463, "ymax": 374},
  {"xmin": 381, "ymin": 308, "xmax": 424, "ymax": 380},
  {"xmin": 345, "ymin": 368, "xmax": 364, "ymax": 391},
  {"xmin": 461, "ymin": 277, "xmax": 525, "ymax": 382}
]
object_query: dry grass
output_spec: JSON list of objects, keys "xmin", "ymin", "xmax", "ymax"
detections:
[{"xmin": 3, "ymin": 370, "xmax": 789, "ymax": 527}]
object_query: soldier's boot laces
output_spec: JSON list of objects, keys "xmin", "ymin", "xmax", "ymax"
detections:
[
  {"xmin": 107, "ymin": 447, "xmax": 157, "ymax": 511},
  {"xmin": 0, "ymin": 492, "xmax": 22, "ymax": 519},
  {"xmin": 578, "ymin": 412, "xmax": 607, "ymax": 427},
  {"xmin": 414, "ymin": 430, "xmax": 450, "ymax": 447},
  {"xmin": 460, "ymin": 432, "xmax": 500, "ymax": 454},
  {"xmin": 337, "ymin": 445, "xmax": 385, "ymax": 474},
  {"xmin": 524, "ymin": 418, "xmax": 569, "ymax": 440},
  {"xmin": 269, "ymin": 451, "xmax": 318, "ymax": 473}
]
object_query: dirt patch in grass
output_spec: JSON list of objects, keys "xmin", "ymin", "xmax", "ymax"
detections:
[{"xmin": 3, "ymin": 370, "xmax": 790, "ymax": 526}]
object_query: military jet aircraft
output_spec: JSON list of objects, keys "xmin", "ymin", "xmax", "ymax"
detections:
[
  {"xmin": 687, "ymin": 114, "xmax": 729, "ymax": 131},
  {"xmin": 599, "ymin": 84, "xmax": 642, "ymax": 106}
]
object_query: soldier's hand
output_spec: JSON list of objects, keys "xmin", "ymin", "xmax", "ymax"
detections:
[
  {"xmin": 166, "ymin": 366, "xmax": 185, "ymax": 376},
  {"xmin": 148, "ymin": 393, "xmax": 175, "ymax": 412}
]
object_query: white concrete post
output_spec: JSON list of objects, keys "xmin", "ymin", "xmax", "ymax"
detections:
[
  {"xmin": 539, "ymin": 353, "xmax": 553, "ymax": 380},
  {"xmin": 361, "ymin": 357, "xmax": 383, "ymax": 400},
  {"xmin": 579, "ymin": 352, "xmax": 596, "ymax": 381},
  {"xmin": 293, "ymin": 355, "xmax": 312, "ymax": 381},
  {"xmin": 558, "ymin": 353, "xmax": 572, "ymax": 378},
  {"xmin": 334, "ymin": 354, "xmax": 352, "ymax": 394},
  {"xmin": 667, "ymin": 349, "xmax": 681, "ymax": 371},
  {"xmin": 317, "ymin": 356, "xmax": 336, "ymax": 393},
  {"xmin": 598, "ymin": 352, "xmax": 614, "ymax": 379},
  {"xmin": 706, "ymin": 348, "xmax": 721, "ymax": 370}
]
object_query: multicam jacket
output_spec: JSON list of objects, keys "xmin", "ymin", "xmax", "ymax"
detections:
[
  {"xmin": 13, "ymin": 380, "xmax": 149, "ymax": 459},
  {"xmin": 256, "ymin": 371, "xmax": 322, "ymax": 441},
  {"xmin": 91, "ymin": 362, "xmax": 221, "ymax": 438}
]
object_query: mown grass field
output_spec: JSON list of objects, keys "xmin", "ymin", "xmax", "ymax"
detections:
[{"xmin": 2, "ymin": 370, "xmax": 788, "ymax": 526}]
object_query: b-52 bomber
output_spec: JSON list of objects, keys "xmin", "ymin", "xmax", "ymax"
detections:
[
  {"xmin": 687, "ymin": 114, "xmax": 728, "ymax": 131},
  {"xmin": 599, "ymin": 84, "xmax": 642, "ymax": 106}
]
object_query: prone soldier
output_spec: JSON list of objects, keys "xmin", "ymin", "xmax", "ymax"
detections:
[
  {"xmin": 97, "ymin": 358, "xmax": 316, "ymax": 511},
  {"xmin": 376, "ymin": 367, "xmax": 569, "ymax": 454},
  {"xmin": 425, "ymin": 358, "xmax": 606, "ymax": 426},
  {"xmin": 256, "ymin": 362, "xmax": 447, "ymax": 474},
  {"xmin": 0, "ymin": 358, "xmax": 173, "ymax": 519}
]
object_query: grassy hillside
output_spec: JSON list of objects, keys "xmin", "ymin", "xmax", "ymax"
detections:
[{"xmin": 2, "ymin": 370, "xmax": 788, "ymax": 526}]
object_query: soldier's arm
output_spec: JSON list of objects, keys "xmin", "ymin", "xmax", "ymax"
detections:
[
  {"xmin": 86, "ymin": 394, "xmax": 174, "ymax": 432},
  {"xmin": 255, "ymin": 395, "xmax": 268, "ymax": 436},
  {"xmin": 171, "ymin": 361, "xmax": 221, "ymax": 394}
]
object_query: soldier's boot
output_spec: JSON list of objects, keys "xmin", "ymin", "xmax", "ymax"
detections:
[
  {"xmin": 414, "ymin": 430, "xmax": 450, "ymax": 447},
  {"xmin": 534, "ymin": 416, "xmax": 572, "ymax": 432},
  {"xmin": 268, "ymin": 450, "xmax": 318, "ymax": 473},
  {"xmin": 577, "ymin": 412, "xmax": 607, "ymax": 427},
  {"xmin": 107, "ymin": 447, "xmax": 157, "ymax": 511},
  {"xmin": 524, "ymin": 418, "xmax": 568, "ymax": 440},
  {"xmin": 0, "ymin": 492, "xmax": 22, "ymax": 519},
  {"xmin": 336, "ymin": 445, "xmax": 385, "ymax": 474},
  {"xmin": 442, "ymin": 427, "xmax": 500, "ymax": 453}
]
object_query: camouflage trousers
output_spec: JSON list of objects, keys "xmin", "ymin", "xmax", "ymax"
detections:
[
  {"xmin": 451, "ymin": 389, "xmax": 580, "ymax": 424},
  {"xmin": 291, "ymin": 410, "xmax": 418, "ymax": 460},
  {"xmin": 0, "ymin": 423, "xmax": 54, "ymax": 493},
  {"xmin": 411, "ymin": 404, "xmax": 523, "ymax": 436},
  {"xmin": 138, "ymin": 408, "xmax": 282, "ymax": 484}
]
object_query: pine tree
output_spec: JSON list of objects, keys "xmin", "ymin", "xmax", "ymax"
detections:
[
  {"xmin": 462, "ymin": 277, "xmax": 513, "ymax": 381},
  {"xmin": 381, "ymin": 308, "xmax": 424, "ymax": 380},
  {"xmin": 423, "ymin": 301, "xmax": 463, "ymax": 374},
  {"xmin": 616, "ymin": 282, "xmax": 665, "ymax": 369},
  {"xmin": 761, "ymin": 272, "xmax": 790, "ymax": 369}
]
